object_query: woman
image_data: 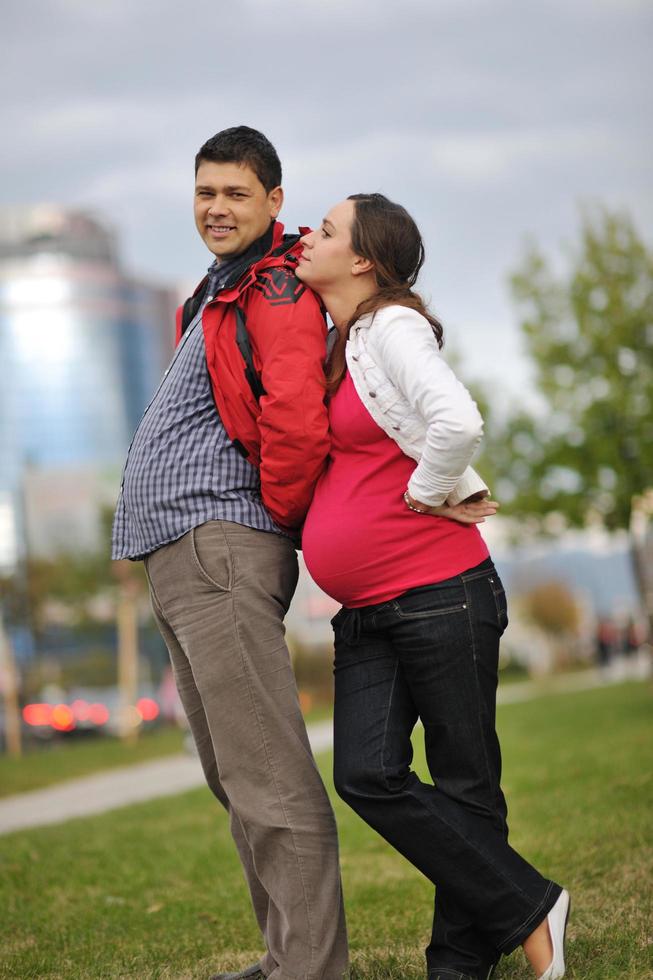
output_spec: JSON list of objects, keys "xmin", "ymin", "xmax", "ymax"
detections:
[{"xmin": 296, "ymin": 194, "xmax": 570, "ymax": 980}]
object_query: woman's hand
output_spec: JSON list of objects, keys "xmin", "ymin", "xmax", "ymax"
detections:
[{"xmin": 404, "ymin": 491, "xmax": 499, "ymax": 524}]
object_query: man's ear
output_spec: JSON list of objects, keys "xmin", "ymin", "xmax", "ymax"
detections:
[
  {"xmin": 352, "ymin": 255, "xmax": 374, "ymax": 277},
  {"xmin": 268, "ymin": 186, "xmax": 284, "ymax": 218}
]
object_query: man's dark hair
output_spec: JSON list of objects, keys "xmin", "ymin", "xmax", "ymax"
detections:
[{"xmin": 195, "ymin": 126, "xmax": 282, "ymax": 192}]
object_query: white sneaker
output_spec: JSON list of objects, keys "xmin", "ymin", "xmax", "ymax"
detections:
[{"xmin": 538, "ymin": 889, "xmax": 571, "ymax": 980}]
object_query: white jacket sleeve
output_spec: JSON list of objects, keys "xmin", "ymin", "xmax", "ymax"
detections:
[
  {"xmin": 446, "ymin": 466, "xmax": 489, "ymax": 506},
  {"xmin": 374, "ymin": 309, "xmax": 484, "ymax": 507}
]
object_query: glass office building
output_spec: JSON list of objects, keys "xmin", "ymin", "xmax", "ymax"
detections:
[{"xmin": 0, "ymin": 206, "xmax": 176, "ymax": 570}]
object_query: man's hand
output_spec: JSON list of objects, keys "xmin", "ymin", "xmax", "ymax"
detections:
[{"xmin": 404, "ymin": 491, "xmax": 499, "ymax": 524}]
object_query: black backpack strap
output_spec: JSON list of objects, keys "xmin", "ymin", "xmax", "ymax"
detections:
[
  {"xmin": 181, "ymin": 278, "xmax": 208, "ymax": 336},
  {"xmin": 234, "ymin": 304, "xmax": 266, "ymax": 402}
]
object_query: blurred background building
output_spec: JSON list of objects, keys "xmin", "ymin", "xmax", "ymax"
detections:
[{"xmin": 0, "ymin": 205, "xmax": 176, "ymax": 572}]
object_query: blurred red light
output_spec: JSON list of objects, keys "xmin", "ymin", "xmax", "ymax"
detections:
[
  {"xmin": 89, "ymin": 703, "xmax": 110, "ymax": 725},
  {"xmin": 136, "ymin": 697, "xmax": 159, "ymax": 722},
  {"xmin": 51, "ymin": 704, "xmax": 75, "ymax": 732},
  {"xmin": 23, "ymin": 703, "xmax": 53, "ymax": 727},
  {"xmin": 71, "ymin": 699, "xmax": 91, "ymax": 721}
]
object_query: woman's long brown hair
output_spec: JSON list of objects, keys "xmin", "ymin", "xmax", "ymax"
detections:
[{"xmin": 326, "ymin": 193, "xmax": 443, "ymax": 394}]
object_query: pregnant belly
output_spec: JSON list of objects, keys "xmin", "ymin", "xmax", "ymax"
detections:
[
  {"xmin": 302, "ymin": 482, "xmax": 489, "ymax": 609},
  {"xmin": 302, "ymin": 503, "xmax": 383, "ymax": 605}
]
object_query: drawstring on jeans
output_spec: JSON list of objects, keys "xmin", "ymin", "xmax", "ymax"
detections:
[{"xmin": 339, "ymin": 607, "xmax": 363, "ymax": 645}]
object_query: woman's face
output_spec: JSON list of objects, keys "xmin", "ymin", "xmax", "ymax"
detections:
[{"xmin": 296, "ymin": 199, "xmax": 359, "ymax": 293}]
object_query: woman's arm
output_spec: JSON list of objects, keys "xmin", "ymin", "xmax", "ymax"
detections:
[{"xmin": 374, "ymin": 307, "xmax": 484, "ymax": 508}]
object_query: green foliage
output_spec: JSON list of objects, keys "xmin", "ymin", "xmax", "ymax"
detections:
[
  {"xmin": 0, "ymin": 505, "xmax": 146, "ymax": 635},
  {"xmin": 489, "ymin": 209, "xmax": 653, "ymax": 532},
  {"xmin": 290, "ymin": 640, "xmax": 334, "ymax": 703},
  {"xmin": 22, "ymin": 648, "xmax": 119, "ymax": 697}
]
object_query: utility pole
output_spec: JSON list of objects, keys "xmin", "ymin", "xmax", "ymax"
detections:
[
  {"xmin": 631, "ymin": 490, "xmax": 653, "ymax": 640},
  {"xmin": 0, "ymin": 608, "xmax": 22, "ymax": 757},
  {"xmin": 113, "ymin": 562, "xmax": 140, "ymax": 744}
]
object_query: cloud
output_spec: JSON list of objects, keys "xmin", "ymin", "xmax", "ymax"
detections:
[
  {"xmin": 1, "ymin": 0, "xmax": 651, "ymax": 390},
  {"xmin": 429, "ymin": 126, "xmax": 615, "ymax": 182}
]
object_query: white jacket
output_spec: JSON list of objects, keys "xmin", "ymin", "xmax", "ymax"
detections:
[{"xmin": 345, "ymin": 305, "xmax": 489, "ymax": 507}]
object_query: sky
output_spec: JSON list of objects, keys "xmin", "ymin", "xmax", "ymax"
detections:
[{"xmin": 2, "ymin": 0, "xmax": 652, "ymax": 398}]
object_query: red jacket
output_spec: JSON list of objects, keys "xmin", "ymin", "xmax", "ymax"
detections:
[{"xmin": 174, "ymin": 222, "xmax": 329, "ymax": 532}]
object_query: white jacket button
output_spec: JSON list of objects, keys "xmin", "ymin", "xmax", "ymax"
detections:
[{"xmin": 369, "ymin": 391, "xmax": 377, "ymax": 398}]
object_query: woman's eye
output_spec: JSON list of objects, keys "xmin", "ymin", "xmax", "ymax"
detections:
[{"xmin": 321, "ymin": 228, "xmax": 330, "ymax": 238}]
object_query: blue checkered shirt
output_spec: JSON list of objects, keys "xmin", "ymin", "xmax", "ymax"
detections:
[{"xmin": 111, "ymin": 257, "xmax": 282, "ymax": 561}]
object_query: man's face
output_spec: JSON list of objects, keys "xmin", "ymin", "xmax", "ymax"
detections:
[{"xmin": 194, "ymin": 160, "xmax": 283, "ymax": 260}]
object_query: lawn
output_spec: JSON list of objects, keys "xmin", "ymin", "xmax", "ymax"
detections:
[{"xmin": 0, "ymin": 681, "xmax": 651, "ymax": 979}]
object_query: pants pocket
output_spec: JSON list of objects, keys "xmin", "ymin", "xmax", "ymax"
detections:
[
  {"xmin": 190, "ymin": 522, "xmax": 233, "ymax": 591},
  {"xmin": 488, "ymin": 575, "xmax": 508, "ymax": 632}
]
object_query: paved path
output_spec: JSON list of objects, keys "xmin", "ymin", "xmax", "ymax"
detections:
[{"xmin": 1, "ymin": 664, "xmax": 648, "ymax": 836}]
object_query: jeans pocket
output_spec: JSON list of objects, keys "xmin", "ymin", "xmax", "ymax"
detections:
[
  {"xmin": 488, "ymin": 575, "xmax": 508, "ymax": 632},
  {"xmin": 394, "ymin": 583, "xmax": 467, "ymax": 620},
  {"xmin": 331, "ymin": 607, "xmax": 347, "ymax": 629},
  {"xmin": 395, "ymin": 602, "xmax": 467, "ymax": 620},
  {"xmin": 190, "ymin": 523, "xmax": 232, "ymax": 592}
]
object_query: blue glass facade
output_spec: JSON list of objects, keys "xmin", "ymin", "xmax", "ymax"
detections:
[{"xmin": 0, "ymin": 208, "xmax": 175, "ymax": 569}]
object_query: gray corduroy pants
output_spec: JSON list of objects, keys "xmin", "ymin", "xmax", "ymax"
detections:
[{"xmin": 144, "ymin": 520, "xmax": 348, "ymax": 980}]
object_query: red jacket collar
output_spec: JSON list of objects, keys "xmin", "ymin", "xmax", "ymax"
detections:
[{"xmin": 185, "ymin": 222, "xmax": 311, "ymax": 313}]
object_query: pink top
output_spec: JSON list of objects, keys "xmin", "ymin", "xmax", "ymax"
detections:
[{"xmin": 302, "ymin": 372, "xmax": 489, "ymax": 608}]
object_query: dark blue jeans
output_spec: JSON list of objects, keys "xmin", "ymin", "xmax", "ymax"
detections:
[{"xmin": 332, "ymin": 558, "xmax": 561, "ymax": 980}]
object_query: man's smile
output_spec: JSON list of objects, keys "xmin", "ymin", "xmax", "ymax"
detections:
[{"xmin": 206, "ymin": 223, "xmax": 237, "ymax": 239}]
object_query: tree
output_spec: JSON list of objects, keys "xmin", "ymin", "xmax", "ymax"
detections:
[
  {"xmin": 521, "ymin": 581, "xmax": 581, "ymax": 636},
  {"xmin": 489, "ymin": 208, "xmax": 653, "ymax": 623}
]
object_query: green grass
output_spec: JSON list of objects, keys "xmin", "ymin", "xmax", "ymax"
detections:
[{"xmin": 1, "ymin": 682, "xmax": 651, "ymax": 979}]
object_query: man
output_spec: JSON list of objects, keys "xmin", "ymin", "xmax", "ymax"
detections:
[{"xmin": 112, "ymin": 127, "xmax": 348, "ymax": 980}]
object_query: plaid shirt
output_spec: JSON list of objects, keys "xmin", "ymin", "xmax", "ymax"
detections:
[{"xmin": 111, "ymin": 253, "xmax": 282, "ymax": 561}]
